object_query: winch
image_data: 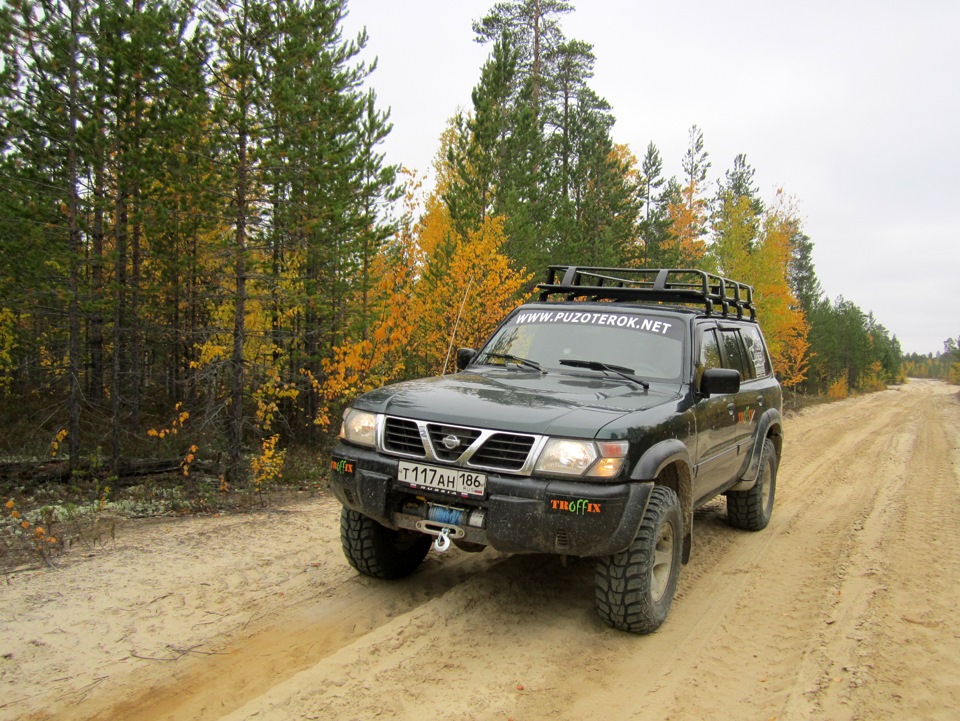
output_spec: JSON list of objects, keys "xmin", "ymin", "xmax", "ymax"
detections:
[{"xmin": 413, "ymin": 503, "xmax": 485, "ymax": 553}]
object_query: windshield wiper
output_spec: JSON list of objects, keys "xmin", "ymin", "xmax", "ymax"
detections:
[
  {"xmin": 558, "ymin": 359, "xmax": 650, "ymax": 389},
  {"xmin": 483, "ymin": 352, "xmax": 546, "ymax": 373}
]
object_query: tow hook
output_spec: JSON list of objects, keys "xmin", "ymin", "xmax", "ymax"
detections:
[
  {"xmin": 433, "ymin": 527, "xmax": 452, "ymax": 553},
  {"xmin": 415, "ymin": 519, "xmax": 464, "ymax": 553}
]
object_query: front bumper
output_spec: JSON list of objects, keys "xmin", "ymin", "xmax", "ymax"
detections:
[{"xmin": 329, "ymin": 443, "xmax": 652, "ymax": 557}]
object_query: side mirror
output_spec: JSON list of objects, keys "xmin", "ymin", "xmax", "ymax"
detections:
[
  {"xmin": 456, "ymin": 347, "xmax": 477, "ymax": 371},
  {"xmin": 700, "ymin": 367, "xmax": 741, "ymax": 396}
]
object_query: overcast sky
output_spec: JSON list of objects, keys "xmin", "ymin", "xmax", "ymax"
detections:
[{"xmin": 341, "ymin": 0, "xmax": 959, "ymax": 355}]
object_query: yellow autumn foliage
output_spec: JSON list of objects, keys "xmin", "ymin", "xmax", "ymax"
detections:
[
  {"xmin": 0, "ymin": 308, "xmax": 16, "ymax": 394},
  {"xmin": 665, "ymin": 179, "xmax": 710, "ymax": 267},
  {"xmin": 408, "ymin": 197, "xmax": 532, "ymax": 375},
  {"xmin": 714, "ymin": 191, "xmax": 810, "ymax": 389},
  {"xmin": 313, "ymin": 188, "xmax": 530, "ymax": 427},
  {"xmin": 827, "ymin": 375, "xmax": 848, "ymax": 400}
]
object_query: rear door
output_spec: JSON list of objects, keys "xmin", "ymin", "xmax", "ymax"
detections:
[{"xmin": 717, "ymin": 326, "xmax": 759, "ymax": 473}]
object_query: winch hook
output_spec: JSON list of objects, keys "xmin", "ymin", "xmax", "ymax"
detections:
[{"xmin": 433, "ymin": 527, "xmax": 452, "ymax": 553}]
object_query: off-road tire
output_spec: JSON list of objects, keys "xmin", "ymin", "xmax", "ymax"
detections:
[
  {"xmin": 726, "ymin": 437, "xmax": 777, "ymax": 531},
  {"xmin": 340, "ymin": 507, "xmax": 432, "ymax": 579},
  {"xmin": 595, "ymin": 485, "xmax": 683, "ymax": 634}
]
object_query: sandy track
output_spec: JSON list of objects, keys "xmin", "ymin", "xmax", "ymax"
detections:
[{"xmin": 3, "ymin": 380, "xmax": 958, "ymax": 720}]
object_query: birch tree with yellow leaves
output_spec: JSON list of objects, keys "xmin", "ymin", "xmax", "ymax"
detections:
[
  {"xmin": 313, "ymin": 179, "xmax": 530, "ymax": 430},
  {"xmin": 711, "ymin": 171, "xmax": 810, "ymax": 390},
  {"xmin": 664, "ymin": 126, "xmax": 712, "ymax": 268}
]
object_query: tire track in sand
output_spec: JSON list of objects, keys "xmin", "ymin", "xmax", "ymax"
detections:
[{"xmin": 30, "ymin": 526, "xmax": 509, "ymax": 721}]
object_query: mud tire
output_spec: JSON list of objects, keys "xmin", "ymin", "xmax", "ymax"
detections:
[
  {"xmin": 726, "ymin": 437, "xmax": 777, "ymax": 531},
  {"xmin": 595, "ymin": 485, "xmax": 683, "ymax": 634},
  {"xmin": 340, "ymin": 507, "xmax": 432, "ymax": 579}
]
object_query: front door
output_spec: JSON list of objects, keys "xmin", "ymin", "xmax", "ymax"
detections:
[{"xmin": 693, "ymin": 327, "xmax": 741, "ymax": 501}]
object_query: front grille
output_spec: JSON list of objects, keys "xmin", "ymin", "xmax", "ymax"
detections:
[
  {"xmin": 383, "ymin": 417, "xmax": 425, "ymax": 456},
  {"xmin": 471, "ymin": 432, "xmax": 536, "ymax": 471},
  {"xmin": 427, "ymin": 424, "xmax": 482, "ymax": 461},
  {"xmin": 380, "ymin": 416, "xmax": 542, "ymax": 474}
]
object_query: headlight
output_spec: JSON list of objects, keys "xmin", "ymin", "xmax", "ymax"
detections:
[
  {"xmin": 534, "ymin": 438, "xmax": 628, "ymax": 478},
  {"xmin": 339, "ymin": 408, "xmax": 378, "ymax": 448},
  {"xmin": 536, "ymin": 438, "xmax": 597, "ymax": 475}
]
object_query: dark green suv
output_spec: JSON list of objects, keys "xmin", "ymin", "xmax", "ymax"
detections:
[{"xmin": 330, "ymin": 267, "xmax": 783, "ymax": 633}]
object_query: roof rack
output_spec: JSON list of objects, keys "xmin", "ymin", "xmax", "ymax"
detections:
[{"xmin": 536, "ymin": 266, "xmax": 756, "ymax": 320}]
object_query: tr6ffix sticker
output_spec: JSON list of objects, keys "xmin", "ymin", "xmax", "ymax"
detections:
[
  {"xmin": 331, "ymin": 458, "xmax": 355, "ymax": 475},
  {"xmin": 547, "ymin": 496, "xmax": 603, "ymax": 515}
]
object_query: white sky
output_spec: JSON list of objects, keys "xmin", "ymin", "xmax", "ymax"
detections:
[{"xmin": 341, "ymin": 0, "xmax": 960, "ymax": 355}]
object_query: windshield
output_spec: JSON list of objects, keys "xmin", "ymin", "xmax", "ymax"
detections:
[{"xmin": 477, "ymin": 308, "xmax": 686, "ymax": 383}]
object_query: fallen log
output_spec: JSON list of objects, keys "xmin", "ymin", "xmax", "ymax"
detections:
[{"xmin": 0, "ymin": 457, "xmax": 220, "ymax": 485}]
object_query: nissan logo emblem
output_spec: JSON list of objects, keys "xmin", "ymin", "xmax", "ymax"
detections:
[{"xmin": 442, "ymin": 434, "xmax": 461, "ymax": 450}]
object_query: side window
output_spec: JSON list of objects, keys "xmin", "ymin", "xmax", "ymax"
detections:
[
  {"xmin": 700, "ymin": 329, "xmax": 721, "ymax": 371},
  {"xmin": 719, "ymin": 329, "xmax": 754, "ymax": 380},
  {"xmin": 696, "ymin": 329, "xmax": 722, "ymax": 389},
  {"xmin": 741, "ymin": 325, "xmax": 770, "ymax": 378}
]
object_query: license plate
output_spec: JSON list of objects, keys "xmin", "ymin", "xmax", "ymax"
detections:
[{"xmin": 397, "ymin": 461, "xmax": 486, "ymax": 497}]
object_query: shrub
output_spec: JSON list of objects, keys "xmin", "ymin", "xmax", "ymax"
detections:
[{"xmin": 827, "ymin": 375, "xmax": 848, "ymax": 400}]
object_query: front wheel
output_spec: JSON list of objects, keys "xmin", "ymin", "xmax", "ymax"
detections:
[
  {"xmin": 340, "ymin": 507, "xmax": 432, "ymax": 579},
  {"xmin": 595, "ymin": 485, "xmax": 683, "ymax": 634},
  {"xmin": 726, "ymin": 437, "xmax": 778, "ymax": 531}
]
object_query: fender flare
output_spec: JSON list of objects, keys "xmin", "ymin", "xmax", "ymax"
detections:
[
  {"xmin": 630, "ymin": 438, "xmax": 692, "ymax": 482},
  {"xmin": 733, "ymin": 408, "xmax": 783, "ymax": 487}
]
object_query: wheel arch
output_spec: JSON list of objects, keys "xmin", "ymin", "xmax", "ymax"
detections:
[{"xmin": 739, "ymin": 408, "xmax": 783, "ymax": 483}]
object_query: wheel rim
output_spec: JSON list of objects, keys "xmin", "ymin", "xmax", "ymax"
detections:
[{"xmin": 651, "ymin": 521, "xmax": 675, "ymax": 602}]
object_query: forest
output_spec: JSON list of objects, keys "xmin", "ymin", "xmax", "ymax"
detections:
[{"xmin": 0, "ymin": 0, "xmax": 932, "ymax": 501}]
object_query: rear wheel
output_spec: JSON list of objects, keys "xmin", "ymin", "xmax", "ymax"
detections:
[
  {"xmin": 595, "ymin": 485, "xmax": 683, "ymax": 634},
  {"xmin": 726, "ymin": 437, "xmax": 777, "ymax": 531},
  {"xmin": 340, "ymin": 507, "xmax": 432, "ymax": 579}
]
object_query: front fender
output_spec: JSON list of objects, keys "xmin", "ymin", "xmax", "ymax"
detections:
[{"xmin": 630, "ymin": 438, "xmax": 692, "ymax": 482}]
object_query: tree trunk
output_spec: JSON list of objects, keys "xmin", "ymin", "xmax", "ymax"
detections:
[
  {"xmin": 66, "ymin": 0, "xmax": 83, "ymax": 470},
  {"xmin": 227, "ymin": 113, "xmax": 249, "ymax": 484},
  {"xmin": 112, "ymin": 158, "xmax": 128, "ymax": 472}
]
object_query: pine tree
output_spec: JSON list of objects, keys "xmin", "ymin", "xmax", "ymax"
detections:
[
  {"xmin": 445, "ymin": 37, "xmax": 518, "ymax": 238},
  {"xmin": 719, "ymin": 153, "xmax": 763, "ymax": 214},
  {"xmin": 204, "ymin": 0, "xmax": 274, "ymax": 482},
  {"xmin": 473, "ymin": 0, "xmax": 573, "ymax": 119},
  {"xmin": 787, "ymin": 230, "xmax": 823, "ymax": 316},
  {"xmin": 141, "ymin": 3, "xmax": 215, "ymax": 407},
  {"xmin": 665, "ymin": 125, "xmax": 711, "ymax": 267},
  {"xmin": 4, "ymin": 0, "xmax": 95, "ymax": 465},
  {"xmin": 275, "ymin": 0, "xmax": 398, "ymax": 437},
  {"xmin": 554, "ymin": 86, "xmax": 639, "ymax": 266},
  {"xmin": 711, "ymin": 154, "xmax": 762, "ymax": 276},
  {"xmin": 465, "ymin": 4, "xmax": 641, "ymax": 273},
  {"xmin": 635, "ymin": 142, "xmax": 672, "ymax": 267}
]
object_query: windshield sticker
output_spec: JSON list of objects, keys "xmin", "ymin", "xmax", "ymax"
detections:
[{"xmin": 513, "ymin": 310, "xmax": 682, "ymax": 339}]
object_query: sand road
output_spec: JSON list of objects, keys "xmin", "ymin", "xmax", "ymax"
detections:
[{"xmin": 3, "ymin": 379, "xmax": 958, "ymax": 721}]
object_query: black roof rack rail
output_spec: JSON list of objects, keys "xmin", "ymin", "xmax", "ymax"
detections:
[{"xmin": 536, "ymin": 266, "xmax": 756, "ymax": 320}]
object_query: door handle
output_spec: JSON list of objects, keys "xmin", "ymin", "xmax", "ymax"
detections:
[{"xmin": 726, "ymin": 403, "xmax": 735, "ymax": 415}]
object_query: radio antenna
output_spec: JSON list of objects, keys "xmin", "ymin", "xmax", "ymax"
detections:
[{"xmin": 442, "ymin": 275, "xmax": 475, "ymax": 375}]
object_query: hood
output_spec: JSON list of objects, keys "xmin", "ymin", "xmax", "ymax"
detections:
[{"xmin": 353, "ymin": 368, "xmax": 680, "ymax": 437}]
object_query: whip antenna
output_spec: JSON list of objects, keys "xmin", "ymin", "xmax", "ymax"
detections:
[{"xmin": 442, "ymin": 275, "xmax": 475, "ymax": 375}]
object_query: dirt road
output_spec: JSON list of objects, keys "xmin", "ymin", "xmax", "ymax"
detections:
[{"xmin": 3, "ymin": 379, "xmax": 959, "ymax": 721}]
